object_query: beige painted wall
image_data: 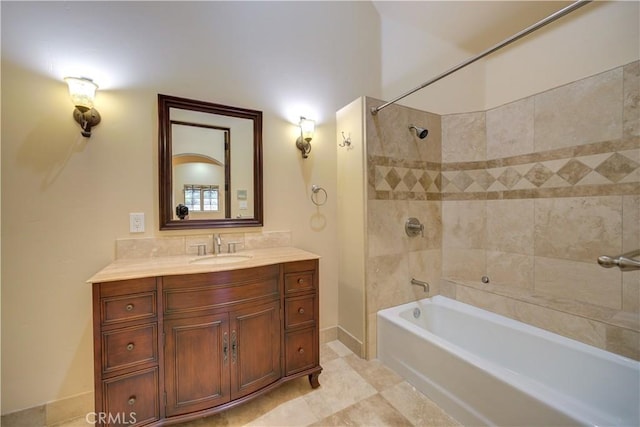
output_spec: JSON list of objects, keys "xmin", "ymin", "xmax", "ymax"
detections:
[
  {"xmin": 484, "ymin": 0, "xmax": 640, "ymax": 110},
  {"xmin": 336, "ymin": 98, "xmax": 367, "ymax": 353},
  {"xmin": 378, "ymin": 4, "xmax": 486, "ymax": 114},
  {"xmin": 1, "ymin": 1, "xmax": 381, "ymax": 414}
]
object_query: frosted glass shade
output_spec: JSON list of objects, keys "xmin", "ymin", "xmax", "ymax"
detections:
[
  {"xmin": 64, "ymin": 77, "xmax": 98, "ymax": 111},
  {"xmin": 299, "ymin": 117, "xmax": 315, "ymax": 142}
]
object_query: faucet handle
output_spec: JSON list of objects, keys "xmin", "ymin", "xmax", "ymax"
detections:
[{"xmin": 190, "ymin": 243, "xmax": 207, "ymax": 256}]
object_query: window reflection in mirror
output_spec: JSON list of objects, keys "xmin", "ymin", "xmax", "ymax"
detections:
[{"xmin": 158, "ymin": 94, "xmax": 263, "ymax": 230}]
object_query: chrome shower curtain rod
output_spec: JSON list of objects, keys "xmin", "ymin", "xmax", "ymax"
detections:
[{"xmin": 370, "ymin": 0, "xmax": 592, "ymax": 115}]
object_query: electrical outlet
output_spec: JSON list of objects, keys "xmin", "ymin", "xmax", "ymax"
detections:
[{"xmin": 129, "ymin": 213, "xmax": 145, "ymax": 233}]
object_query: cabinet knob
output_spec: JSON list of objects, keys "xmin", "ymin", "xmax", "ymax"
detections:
[
  {"xmin": 125, "ymin": 303, "xmax": 134, "ymax": 312},
  {"xmin": 298, "ymin": 347, "xmax": 305, "ymax": 354},
  {"xmin": 297, "ymin": 278, "xmax": 304, "ymax": 285},
  {"xmin": 298, "ymin": 307, "xmax": 305, "ymax": 315},
  {"xmin": 128, "ymin": 396, "xmax": 136, "ymax": 405},
  {"xmin": 126, "ymin": 343, "xmax": 135, "ymax": 351}
]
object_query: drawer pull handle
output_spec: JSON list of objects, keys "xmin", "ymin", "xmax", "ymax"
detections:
[
  {"xmin": 128, "ymin": 396, "xmax": 136, "ymax": 405},
  {"xmin": 297, "ymin": 278, "xmax": 304, "ymax": 285},
  {"xmin": 126, "ymin": 343, "xmax": 135, "ymax": 351},
  {"xmin": 298, "ymin": 347, "xmax": 305, "ymax": 354},
  {"xmin": 125, "ymin": 304, "xmax": 134, "ymax": 312},
  {"xmin": 298, "ymin": 307, "xmax": 305, "ymax": 315}
]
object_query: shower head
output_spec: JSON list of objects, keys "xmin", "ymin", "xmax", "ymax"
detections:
[{"xmin": 409, "ymin": 125, "xmax": 429, "ymax": 139}]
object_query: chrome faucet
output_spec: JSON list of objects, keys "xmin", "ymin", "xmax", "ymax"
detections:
[{"xmin": 214, "ymin": 234, "xmax": 222, "ymax": 254}]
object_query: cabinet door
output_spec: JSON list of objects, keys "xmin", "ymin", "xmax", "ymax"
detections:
[
  {"xmin": 164, "ymin": 313, "xmax": 230, "ymax": 416},
  {"xmin": 230, "ymin": 300, "xmax": 281, "ymax": 400}
]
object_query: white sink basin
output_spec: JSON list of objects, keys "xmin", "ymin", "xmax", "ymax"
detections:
[{"xmin": 190, "ymin": 254, "xmax": 252, "ymax": 265}]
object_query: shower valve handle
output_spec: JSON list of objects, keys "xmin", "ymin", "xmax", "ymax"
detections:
[{"xmin": 405, "ymin": 217, "xmax": 424, "ymax": 237}]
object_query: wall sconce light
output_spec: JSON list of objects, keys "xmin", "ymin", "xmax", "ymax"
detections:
[
  {"xmin": 296, "ymin": 116, "xmax": 315, "ymax": 159},
  {"xmin": 64, "ymin": 77, "xmax": 101, "ymax": 137}
]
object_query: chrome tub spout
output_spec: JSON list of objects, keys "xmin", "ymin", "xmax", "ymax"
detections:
[{"xmin": 411, "ymin": 278, "xmax": 430, "ymax": 293}]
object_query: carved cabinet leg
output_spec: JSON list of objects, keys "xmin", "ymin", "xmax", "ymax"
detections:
[{"xmin": 308, "ymin": 370, "xmax": 321, "ymax": 388}]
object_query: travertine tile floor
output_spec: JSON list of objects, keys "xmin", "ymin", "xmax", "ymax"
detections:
[{"xmin": 60, "ymin": 341, "xmax": 460, "ymax": 426}]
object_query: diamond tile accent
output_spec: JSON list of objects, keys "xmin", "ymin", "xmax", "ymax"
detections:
[
  {"xmin": 594, "ymin": 153, "xmax": 640, "ymax": 183},
  {"xmin": 497, "ymin": 167, "xmax": 522, "ymax": 189},
  {"xmin": 524, "ymin": 163, "xmax": 554, "ymax": 187},
  {"xmin": 385, "ymin": 168, "xmax": 402, "ymax": 190},
  {"xmin": 436, "ymin": 173, "xmax": 447, "ymax": 191},
  {"xmin": 556, "ymin": 159, "xmax": 593, "ymax": 185},
  {"xmin": 418, "ymin": 171, "xmax": 433, "ymax": 191},
  {"xmin": 403, "ymin": 170, "xmax": 418, "ymax": 190},
  {"xmin": 451, "ymin": 171, "xmax": 474, "ymax": 191},
  {"xmin": 473, "ymin": 169, "xmax": 497, "ymax": 190}
]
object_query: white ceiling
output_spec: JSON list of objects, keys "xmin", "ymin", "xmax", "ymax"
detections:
[
  {"xmin": 373, "ymin": 1, "xmax": 575, "ymax": 53},
  {"xmin": 1, "ymin": 0, "xmax": 584, "ymax": 92}
]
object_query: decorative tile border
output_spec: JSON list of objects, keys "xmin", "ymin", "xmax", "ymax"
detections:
[{"xmin": 370, "ymin": 138, "xmax": 639, "ymax": 201}]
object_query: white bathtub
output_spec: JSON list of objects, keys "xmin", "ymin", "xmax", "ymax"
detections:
[{"xmin": 377, "ymin": 295, "xmax": 640, "ymax": 427}]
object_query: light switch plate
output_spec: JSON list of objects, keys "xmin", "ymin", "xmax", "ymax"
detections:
[{"xmin": 129, "ymin": 213, "xmax": 145, "ymax": 233}]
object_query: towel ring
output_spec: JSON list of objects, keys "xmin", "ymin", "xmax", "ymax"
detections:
[{"xmin": 311, "ymin": 185, "xmax": 327, "ymax": 206}]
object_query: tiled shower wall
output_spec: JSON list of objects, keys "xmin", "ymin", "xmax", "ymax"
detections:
[
  {"xmin": 365, "ymin": 98, "xmax": 444, "ymax": 358},
  {"xmin": 440, "ymin": 61, "xmax": 639, "ymax": 360},
  {"xmin": 364, "ymin": 61, "xmax": 639, "ymax": 360}
]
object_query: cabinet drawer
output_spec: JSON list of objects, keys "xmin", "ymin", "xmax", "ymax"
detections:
[
  {"xmin": 285, "ymin": 295, "xmax": 315, "ymax": 329},
  {"xmin": 102, "ymin": 292, "xmax": 157, "ymax": 326},
  {"xmin": 284, "ymin": 259, "xmax": 318, "ymax": 274},
  {"xmin": 102, "ymin": 324, "xmax": 158, "ymax": 374},
  {"xmin": 284, "ymin": 328, "xmax": 317, "ymax": 375},
  {"xmin": 284, "ymin": 273, "xmax": 315, "ymax": 294},
  {"xmin": 102, "ymin": 367, "xmax": 159, "ymax": 426},
  {"xmin": 164, "ymin": 278, "xmax": 278, "ymax": 315}
]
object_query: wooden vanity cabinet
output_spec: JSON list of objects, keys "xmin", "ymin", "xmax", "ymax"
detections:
[{"xmin": 91, "ymin": 259, "xmax": 320, "ymax": 426}]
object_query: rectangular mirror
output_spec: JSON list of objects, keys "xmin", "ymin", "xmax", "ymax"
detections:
[{"xmin": 158, "ymin": 94, "xmax": 263, "ymax": 229}]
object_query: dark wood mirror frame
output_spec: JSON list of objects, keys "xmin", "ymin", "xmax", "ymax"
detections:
[{"xmin": 158, "ymin": 94, "xmax": 263, "ymax": 230}]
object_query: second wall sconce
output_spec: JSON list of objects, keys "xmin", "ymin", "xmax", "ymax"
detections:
[
  {"xmin": 64, "ymin": 76, "xmax": 101, "ymax": 137},
  {"xmin": 296, "ymin": 116, "xmax": 315, "ymax": 159}
]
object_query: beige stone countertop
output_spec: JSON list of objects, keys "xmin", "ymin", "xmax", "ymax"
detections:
[{"xmin": 87, "ymin": 246, "xmax": 320, "ymax": 283}]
